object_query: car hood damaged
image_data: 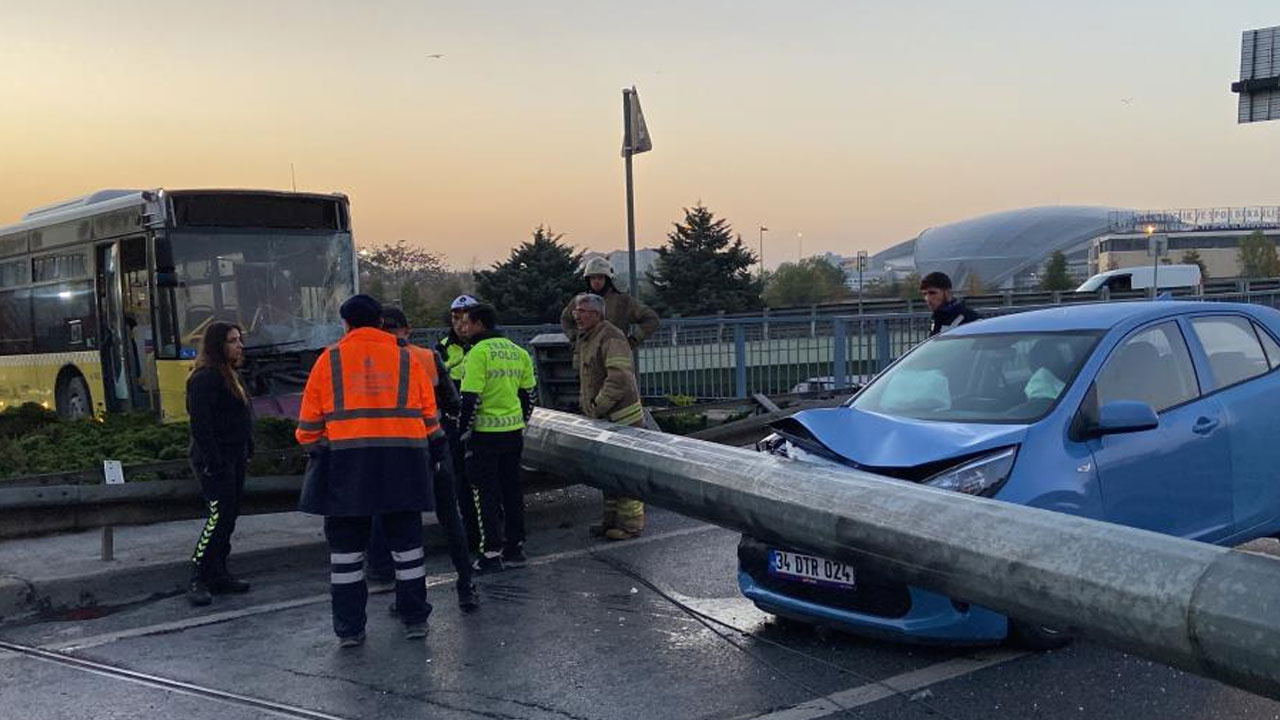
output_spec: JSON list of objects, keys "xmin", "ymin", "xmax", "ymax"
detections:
[{"xmin": 771, "ymin": 407, "xmax": 1028, "ymax": 477}]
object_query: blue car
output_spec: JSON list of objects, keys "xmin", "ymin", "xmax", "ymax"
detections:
[{"xmin": 739, "ymin": 301, "xmax": 1280, "ymax": 647}]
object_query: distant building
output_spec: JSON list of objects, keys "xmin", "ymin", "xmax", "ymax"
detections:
[
  {"xmin": 1091, "ymin": 208, "xmax": 1280, "ymax": 279},
  {"xmin": 865, "ymin": 206, "xmax": 1119, "ymax": 292}
]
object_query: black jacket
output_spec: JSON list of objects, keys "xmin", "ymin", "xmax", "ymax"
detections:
[
  {"xmin": 187, "ymin": 366, "xmax": 253, "ymax": 473},
  {"xmin": 929, "ymin": 300, "xmax": 982, "ymax": 337}
]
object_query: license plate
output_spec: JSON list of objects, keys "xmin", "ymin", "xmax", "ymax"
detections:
[{"xmin": 768, "ymin": 549, "xmax": 856, "ymax": 589}]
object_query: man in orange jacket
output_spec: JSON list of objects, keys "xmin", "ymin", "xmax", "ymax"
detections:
[{"xmin": 297, "ymin": 294, "xmax": 440, "ymax": 647}]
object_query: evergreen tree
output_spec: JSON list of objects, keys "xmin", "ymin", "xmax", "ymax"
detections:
[
  {"xmin": 647, "ymin": 204, "xmax": 763, "ymax": 316},
  {"xmin": 474, "ymin": 226, "xmax": 583, "ymax": 324},
  {"xmin": 763, "ymin": 258, "xmax": 849, "ymax": 307},
  {"xmin": 1039, "ymin": 250, "xmax": 1076, "ymax": 291},
  {"xmin": 1238, "ymin": 231, "xmax": 1279, "ymax": 278},
  {"xmin": 1180, "ymin": 250, "xmax": 1208, "ymax": 280}
]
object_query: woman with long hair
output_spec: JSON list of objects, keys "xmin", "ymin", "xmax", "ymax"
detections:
[{"xmin": 186, "ymin": 321, "xmax": 254, "ymax": 606}]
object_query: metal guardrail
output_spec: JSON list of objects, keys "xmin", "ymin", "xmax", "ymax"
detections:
[
  {"xmin": 412, "ymin": 288, "xmax": 1280, "ymax": 401},
  {"xmin": 522, "ymin": 409, "xmax": 1280, "ymax": 701}
]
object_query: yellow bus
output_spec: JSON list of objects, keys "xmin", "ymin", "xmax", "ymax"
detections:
[{"xmin": 0, "ymin": 189, "xmax": 357, "ymax": 421}]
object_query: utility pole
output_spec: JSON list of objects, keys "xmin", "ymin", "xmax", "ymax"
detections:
[{"xmin": 758, "ymin": 226, "xmax": 768, "ymax": 276}]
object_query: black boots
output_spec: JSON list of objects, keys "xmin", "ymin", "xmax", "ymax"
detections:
[
  {"xmin": 187, "ymin": 575, "xmax": 212, "ymax": 606},
  {"xmin": 188, "ymin": 561, "xmax": 250, "ymax": 606}
]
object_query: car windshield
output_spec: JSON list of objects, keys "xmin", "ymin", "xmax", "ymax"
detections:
[
  {"xmin": 154, "ymin": 230, "xmax": 355, "ymax": 358},
  {"xmin": 851, "ymin": 331, "xmax": 1102, "ymax": 423}
]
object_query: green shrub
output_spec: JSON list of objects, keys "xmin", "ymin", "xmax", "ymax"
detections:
[{"xmin": 0, "ymin": 406, "xmax": 304, "ymax": 481}]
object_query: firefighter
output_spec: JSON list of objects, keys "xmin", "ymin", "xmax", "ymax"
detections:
[
  {"xmin": 455, "ymin": 303, "xmax": 537, "ymax": 571},
  {"xmin": 571, "ymin": 293, "xmax": 646, "ymax": 540},
  {"xmin": 296, "ymin": 294, "xmax": 439, "ymax": 647},
  {"xmin": 559, "ymin": 257, "xmax": 660, "ymax": 347}
]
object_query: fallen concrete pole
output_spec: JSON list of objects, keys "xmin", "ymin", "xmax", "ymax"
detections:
[{"xmin": 522, "ymin": 408, "xmax": 1280, "ymax": 700}]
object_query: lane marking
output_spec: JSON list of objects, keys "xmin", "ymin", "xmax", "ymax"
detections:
[
  {"xmin": 43, "ymin": 523, "xmax": 723, "ymax": 652},
  {"xmin": 747, "ymin": 649, "xmax": 1028, "ymax": 720}
]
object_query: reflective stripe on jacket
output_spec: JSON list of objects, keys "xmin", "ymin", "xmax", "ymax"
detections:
[
  {"xmin": 296, "ymin": 327, "xmax": 438, "ymax": 516},
  {"xmin": 578, "ymin": 320, "xmax": 644, "ymax": 426}
]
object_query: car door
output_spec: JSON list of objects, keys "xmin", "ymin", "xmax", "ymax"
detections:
[
  {"xmin": 1084, "ymin": 320, "xmax": 1233, "ymax": 541},
  {"xmin": 1186, "ymin": 314, "xmax": 1280, "ymax": 536}
]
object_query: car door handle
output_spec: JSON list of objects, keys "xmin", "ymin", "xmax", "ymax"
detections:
[{"xmin": 1192, "ymin": 417, "xmax": 1220, "ymax": 435}]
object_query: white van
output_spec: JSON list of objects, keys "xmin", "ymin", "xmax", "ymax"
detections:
[{"xmin": 1075, "ymin": 264, "xmax": 1202, "ymax": 293}]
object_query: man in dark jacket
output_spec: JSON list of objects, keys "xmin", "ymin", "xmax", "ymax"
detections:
[
  {"xmin": 371, "ymin": 307, "xmax": 478, "ymax": 611},
  {"xmin": 921, "ymin": 272, "xmax": 982, "ymax": 337}
]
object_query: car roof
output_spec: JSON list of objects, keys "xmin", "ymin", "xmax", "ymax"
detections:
[{"xmin": 946, "ymin": 301, "xmax": 1269, "ymax": 335}]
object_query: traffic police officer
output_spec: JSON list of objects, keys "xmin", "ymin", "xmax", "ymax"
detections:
[
  {"xmin": 296, "ymin": 294, "xmax": 439, "ymax": 647},
  {"xmin": 435, "ymin": 294, "xmax": 483, "ymax": 553},
  {"xmin": 455, "ymin": 303, "xmax": 537, "ymax": 571}
]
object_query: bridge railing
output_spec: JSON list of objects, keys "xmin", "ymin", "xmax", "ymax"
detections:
[{"xmin": 410, "ymin": 289, "xmax": 1280, "ymax": 400}]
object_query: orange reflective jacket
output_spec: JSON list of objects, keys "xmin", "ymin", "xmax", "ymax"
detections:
[
  {"xmin": 409, "ymin": 343, "xmax": 440, "ymax": 436},
  {"xmin": 296, "ymin": 327, "xmax": 442, "ymax": 450}
]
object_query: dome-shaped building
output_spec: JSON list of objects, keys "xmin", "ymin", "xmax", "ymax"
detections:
[{"xmin": 872, "ymin": 206, "xmax": 1125, "ymax": 290}]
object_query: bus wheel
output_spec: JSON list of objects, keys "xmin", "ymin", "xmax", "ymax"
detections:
[{"xmin": 57, "ymin": 374, "xmax": 92, "ymax": 420}]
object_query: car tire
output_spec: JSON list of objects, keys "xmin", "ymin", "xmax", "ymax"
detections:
[
  {"xmin": 57, "ymin": 375, "xmax": 92, "ymax": 420},
  {"xmin": 1010, "ymin": 619, "xmax": 1074, "ymax": 651}
]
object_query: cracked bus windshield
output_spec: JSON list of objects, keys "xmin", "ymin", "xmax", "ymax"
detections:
[{"xmin": 155, "ymin": 231, "xmax": 354, "ymax": 358}]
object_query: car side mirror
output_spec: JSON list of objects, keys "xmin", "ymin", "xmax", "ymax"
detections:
[{"xmin": 1094, "ymin": 401, "xmax": 1158, "ymax": 436}]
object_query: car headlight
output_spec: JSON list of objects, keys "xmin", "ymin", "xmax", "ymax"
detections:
[
  {"xmin": 923, "ymin": 447, "xmax": 1017, "ymax": 496},
  {"xmin": 756, "ymin": 433, "xmax": 787, "ymax": 456}
]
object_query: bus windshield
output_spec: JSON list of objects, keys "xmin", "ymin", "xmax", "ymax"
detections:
[{"xmin": 155, "ymin": 230, "xmax": 355, "ymax": 358}]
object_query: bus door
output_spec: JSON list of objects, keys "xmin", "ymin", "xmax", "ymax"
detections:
[{"xmin": 95, "ymin": 238, "xmax": 152, "ymax": 412}]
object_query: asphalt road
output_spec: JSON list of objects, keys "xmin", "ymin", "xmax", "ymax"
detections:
[{"xmin": 2, "ymin": 488, "xmax": 1279, "ymax": 720}]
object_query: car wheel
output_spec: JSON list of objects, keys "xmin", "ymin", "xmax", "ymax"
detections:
[
  {"xmin": 1010, "ymin": 619, "xmax": 1074, "ymax": 650},
  {"xmin": 57, "ymin": 375, "xmax": 92, "ymax": 420}
]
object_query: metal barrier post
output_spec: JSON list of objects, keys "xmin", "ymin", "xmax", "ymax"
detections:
[
  {"xmin": 734, "ymin": 324, "xmax": 747, "ymax": 398},
  {"xmin": 833, "ymin": 318, "xmax": 847, "ymax": 389},
  {"xmin": 876, "ymin": 319, "xmax": 891, "ymax": 372}
]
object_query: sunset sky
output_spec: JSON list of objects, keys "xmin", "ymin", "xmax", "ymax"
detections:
[{"xmin": 2, "ymin": 1, "xmax": 1278, "ymax": 269}]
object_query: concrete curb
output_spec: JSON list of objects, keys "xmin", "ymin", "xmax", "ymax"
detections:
[{"xmin": 0, "ymin": 484, "xmax": 592, "ymax": 623}]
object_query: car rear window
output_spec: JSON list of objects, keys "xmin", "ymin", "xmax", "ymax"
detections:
[{"xmin": 1190, "ymin": 316, "xmax": 1270, "ymax": 390}]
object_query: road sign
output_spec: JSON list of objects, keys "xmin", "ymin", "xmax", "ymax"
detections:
[
  {"xmin": 1234, "ymin": 26, "xmax": 1280, "ymax": 123},
  {"xmin": 1147, "ymin": 235, "xmax": 1168, "ymax": 258}
]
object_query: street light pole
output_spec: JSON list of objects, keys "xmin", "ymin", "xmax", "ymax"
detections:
[
  {"xmin": 797, "ymin": 232, "xmax": 803, "ymax": 263},
  {"xmin": 759, "ymin": 226, "xmax": 768, "ymax": 277}
]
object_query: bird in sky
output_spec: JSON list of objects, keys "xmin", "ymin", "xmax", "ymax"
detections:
[{"xmin": 427, "ymin": 53, "xmax": 445, "ymax": 60}]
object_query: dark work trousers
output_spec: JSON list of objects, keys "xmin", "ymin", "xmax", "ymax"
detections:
[
  {"xmin": 468, "ymin": 430, "xmax": 526, "ymax": 555},
  {"xmin": 452, "ymin": 426, "xmax": 484, "ymax": 556},
  {"xmin": 325, "ymin": 512, "xmax": 431, "ymax": 639},
  {"xmin": 367, "ymin": 438, "xmax": 474, "ymax": 589},
  {"xmin": 190, "ymin": 445, "xmax": 247, "ymax": 580}
]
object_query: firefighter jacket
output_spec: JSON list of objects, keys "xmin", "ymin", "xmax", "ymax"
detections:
[
  {"xmin": 459, "ymin": 333, "xmax": 537, "ymax": 433},
  {"xmin": 577, "ymin": 320, "xmax": 644, "ymax": 426},
  {"xmin": 560, "ymin": 283, "xmax": 660, "ymax": 345},
  {"xmin": 296, "ymin": 327, "xmax": 440, "ymax": 516}
]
